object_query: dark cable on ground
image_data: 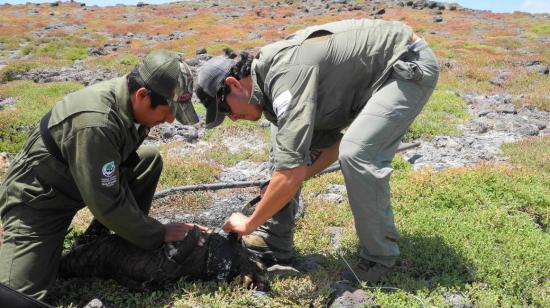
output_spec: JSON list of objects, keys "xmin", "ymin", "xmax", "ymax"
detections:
[{"xmin": 153, "ymin": 142, "xmax": 420, "ymax": 199}]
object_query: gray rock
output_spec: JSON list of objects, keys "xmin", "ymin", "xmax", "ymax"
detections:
[
  {"xmin": 295, "ymin": 255, "xmax": 323, "ymax": 273},
  {"xmin": 320, "ymin": 193, "xmax": 345, "ymax": 203},
  {"xmin": 329, "ymin": 281, "xmax": 374, "ymax": 308},
  {"xmin": 433, "ymin": 16, "xmax": 443, "ymax": 22},
  {"xmin": 267, "ymin": 264, "xmax": 301, "ymax": 277},
  {"xmin": 83, "ymin": 298, "xmax": 111, "ymax": 308},
  {"xmin": 136, "ymin": 2, "xmax": 148, "ymax": 7},
  {"xmin": 444, "ymin": 292, "xmax": 473, "ymax": 308},
  {"xmin": 489, "ymin": 71, "xmax": 511, "ymax": 86},
  {"xmin": 248, "ymin": 32, "xmax": 262, "ymax": 40},
  {"xmin": 526, "ymin": 63, "xmax": 549, "ymax": 75},
  {"xmin": 219, "ymin": 160, "xmax": 271, "ymax": 182},
  {"xmin": 327, "ymin": 184, "xmax": 346, "ymax": 194},
  {"xmin": 469, "ymin": 120, "xmax": 489, "ymax": 134},
  {"xmin": 13, "ymin": 66, "xmax": 118, "ymax": 86},
  {"xmin": 496, "ymin": 105, "xmax": 516, "ymax": 114},
  {"xmin": 257, "ymin": 119, "xmax": 271, "ymax": 128},
  {"xmin": 329, "ymin": 226, "xmax": 343, "ymax": 250},
  {"xmin": 88, "ymin": 47, "xmax": 107, "ymax": 56},
  {"xmin": 249, "ymin": 290, "xmax": 271, "ymax": 299},
  {"xmin": 0, "ymin": 97, "xmax": 16, "ymax": 110},
  {"xmin": 373, "ymin": 8, "xmax": 385, "ymax": 15},
  {"xmin": 531, "ymin": 119, "xmax": 547, "ymax": 130},
  {"xmin": 149, "ymin": 123, "xmax": 198, "ymax": 143},
  {"xmin": 514, "ymin": 124, "xmax": 540, "ymax": 136}
]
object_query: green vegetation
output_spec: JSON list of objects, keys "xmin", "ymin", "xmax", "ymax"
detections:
[
  {"xmin": 84, "ymin": 54, "xmax": 141, "ymax": 74},
  {"xmin": 463, "ymin": 42, "xmax": 499, "ymax": 53},
  {"xmin": 406, "ymin": 89, "xmax": 470, "ymax": 140},
  {"xmin": 502, "ymin": 136, "xmax": 550, "ymax": 174},
  {"xmin": 0, "ymin": 2, "xmax": 547, "ymax": 307},
  {"xmin": 206, "ymin": 43, "xmax": 235, "ymax": 56},
  {"xmin": 530, "ymin": 21, "xmax": 550, "ymax": 36},
  {"xmin": 0, "ymin": 81, "xmax": 82, "ymax": 153},
  {"xmin": 53, "ymin": 137, "xmax": 550, "ymax": 307},
  {"xmin": 158, "ymin": 155, "xmax": 220, "ymax": 190},
  {"xmin": 35, "ymin": 41, "xmax": 88, "ymax": 61}
]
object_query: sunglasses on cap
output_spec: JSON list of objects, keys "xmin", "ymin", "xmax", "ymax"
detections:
[{"xmin": 216, "ymin": 84, "xmax": 232, "ymax": 115}]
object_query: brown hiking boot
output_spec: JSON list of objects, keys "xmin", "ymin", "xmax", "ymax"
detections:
[
  {"xmin": 242, "ymin": 234, "xmax": 293, "ymax": 266},
  {"xmin": 342, "ymin": 260, "xmax": 394, "ymax": 284}
]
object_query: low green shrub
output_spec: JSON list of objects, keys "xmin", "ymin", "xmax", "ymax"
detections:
[
  {"xmin": 406, "ymin": 89, "xmax": 470, "ymax": 140},
  {"xmin": 0, "ymin": 81, "xmax": 82, "ymax": 153}
]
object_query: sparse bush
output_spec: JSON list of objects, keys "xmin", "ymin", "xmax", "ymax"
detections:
[
  {"xmin": 0, "ymin": 81, "xmax": 82, "ymax": 153},
  {"xmin": 158, "ymin": 154, "xmax": 220, "ymax": 189}
]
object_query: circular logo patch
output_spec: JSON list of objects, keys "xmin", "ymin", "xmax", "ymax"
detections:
[{"xmin": 102, "ymin": 161, "xmax": 116, "ymax": 177}]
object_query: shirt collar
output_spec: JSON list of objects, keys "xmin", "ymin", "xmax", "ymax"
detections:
[
  {"xmin": 115, "ymin": 75, "xmax": 136, "ymax": 129},
  {"xmin": 249, "ymin": 59, "xmax": 264, "ymax": 106}
]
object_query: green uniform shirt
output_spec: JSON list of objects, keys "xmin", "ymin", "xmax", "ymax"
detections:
[
  {"xmin": 250, "ymin": 19, "xmax": 413, "ymax": 170},
  {"xmin": 0, "ymin": 77, "xmax": 165, "ymax": 249}
]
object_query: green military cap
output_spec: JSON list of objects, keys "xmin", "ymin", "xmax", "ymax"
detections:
[{"xmin": 138, "ymin": 50, "xmax": 199, "ymax": 125}]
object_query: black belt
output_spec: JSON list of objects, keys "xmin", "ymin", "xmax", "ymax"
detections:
[{"xmin": 39, "ymin": 110, "xmax": 140, "ymax": 169}]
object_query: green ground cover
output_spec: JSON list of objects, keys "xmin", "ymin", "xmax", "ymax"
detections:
[
  {"xmin": 0, "ymin": 3, "xmax": 548, "ymax": 307},
  {"xmin": 0, "ymin": 80, "xmax": 82, "ymax": 153},
  {"xmin": 52, "ymin": 132, "xmax": 549, "ymax": 307}
]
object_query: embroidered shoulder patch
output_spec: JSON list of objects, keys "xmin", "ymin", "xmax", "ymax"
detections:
[
  {"xmin": 273, "ymin": 90, "xmax": 292, "ymax": 117},
  {"xmin": 101, "ymin": 161, "xmax": 117, "ymax": 187}
]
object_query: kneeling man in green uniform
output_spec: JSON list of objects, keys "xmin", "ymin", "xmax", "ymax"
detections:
[
  {"xmin": 196, "ymin": 19, "xmax": 439, "ymax": 283},
  {"xmin": 0, "ymin": 50, "xmax": 204, "ymax": 300}
]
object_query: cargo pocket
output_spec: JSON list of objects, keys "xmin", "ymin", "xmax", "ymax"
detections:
[{"xmin": 392, "ymin": 60, "xmax": 424, "ymax": 81}]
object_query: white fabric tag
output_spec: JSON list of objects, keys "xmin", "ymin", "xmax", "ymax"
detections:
[{"xmin": 273, "ymin": 90, "xmax": 292, "ymax": 117}]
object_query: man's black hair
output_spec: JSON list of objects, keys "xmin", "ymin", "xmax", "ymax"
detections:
[
  {"xmin": 222, "ymin": 51, "xmax": 254, "ymax": 96},
  {"xmin": 127, "ymin": 67, "xmax": 168, "ymax": 108}
]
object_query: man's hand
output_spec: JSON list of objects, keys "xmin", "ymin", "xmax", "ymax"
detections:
[
  {"xmin": 164, "ymin": 222, "xmax": 208, "ymax": 242},
  {"xmin": 222, "ymin": 212, "xmax": 252, "ymax": 238}
]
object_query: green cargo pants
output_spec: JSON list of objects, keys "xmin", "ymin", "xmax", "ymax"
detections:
[
  {"xmin": 252, "ymin": 40, "xmax": 438, "ymax": 266},
  {"xmin": 0, "ymin": 146, "xmax": 162, "ymax": 301},
  {"xmin": 339, "ymin": 39, "xmax": 439, "ymax": 267}
]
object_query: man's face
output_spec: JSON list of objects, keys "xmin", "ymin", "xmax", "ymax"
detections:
[
  {"xmin": 224, "ymin": 77, "xmax": 262, "ymax": 122},
  {"xmin": 133, "ymin": 88, "xmax": 175, "ymax": 128}
]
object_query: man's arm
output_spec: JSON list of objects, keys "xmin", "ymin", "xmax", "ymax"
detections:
[
  {"xmin": 223, "ymin": 165, "xmax": 306, "ymax": 236},
  {"xmin": 223, "ymin": 140, "xmax": 340, "ymax": 236},
  {"xmin": 63, "ymin": 124, "xmax": 204, "ymax": 249},
  {"xmin": 305, "ymin": 139, "xmax": 341, "ymax": 179}
]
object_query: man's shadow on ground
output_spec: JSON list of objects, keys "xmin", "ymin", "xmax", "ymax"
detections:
[{"xmin": 298, "ymin": 233, "xmax": 474, "ymax": 305}]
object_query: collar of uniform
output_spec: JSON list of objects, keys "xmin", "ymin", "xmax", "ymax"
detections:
[
  {"xmin": 115, "ymin": 75, "xmax": 136, "ymax": 129},
  {"xmin": 249, "ymin": 59, "xmax": 264, "ymax": 106}
]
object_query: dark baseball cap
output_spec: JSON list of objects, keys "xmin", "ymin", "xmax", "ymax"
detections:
[
  {"xmin": 196, "ymin": 56, "xmax": 235, "ymax": 128},
  {"xmin": 138, "ymin": 50, "xmax": 199, "ymax": 125}
]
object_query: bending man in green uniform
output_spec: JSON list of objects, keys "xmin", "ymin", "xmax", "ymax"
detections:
[
  {"xmin": 196, "ymin": 19, "xmax": 439, "ymax": 283},
  {"xmin": 0, "ymin": 50, "xmax": 204, "ymax": 300}
]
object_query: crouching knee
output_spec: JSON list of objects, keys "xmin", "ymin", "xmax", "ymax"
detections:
[{"xmin": 137, "ymin": 146, "xmax": 163, "ymax": 172}]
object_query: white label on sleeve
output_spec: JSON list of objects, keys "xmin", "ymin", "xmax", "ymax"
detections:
[{"xmin": 273, "ymin": 90, "xmax": 292, "ymax": 117}]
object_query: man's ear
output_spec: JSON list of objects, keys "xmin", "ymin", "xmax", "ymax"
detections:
[
  {"xmin": 225, "ymin": 76, "xmax": 241, "ymax": 90},
  {"xmin": 135, "ymin": 87, "xmax": 149, "ymax": 99}
]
